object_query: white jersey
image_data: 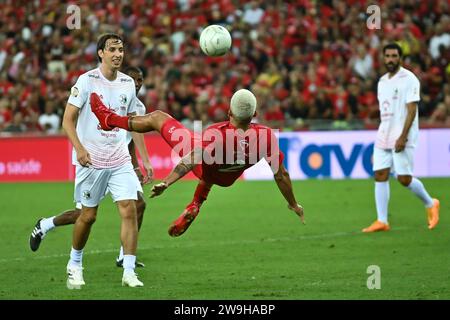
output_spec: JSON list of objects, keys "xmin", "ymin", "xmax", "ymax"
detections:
[
  {"xmin": 68, "ymin": 68, "xmax": 137, "ymax": 168},
  {"xmin": 376, "ymin": 67, "xmax": 420, "ymax": 149},
  {"xmin": 126, "ymin": 98, "xmax": 147, "ymax": 144}
]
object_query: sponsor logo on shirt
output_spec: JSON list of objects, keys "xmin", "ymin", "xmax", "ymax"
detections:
[
  {"xmin": 96, "ymin": 123, "xmax": 120, "ymax": 133},
  {"xmin": 120, "ymin": 78, "xmax": 132, "ymax": 82},
  {"xmin": 392, "ymin": 88, "xmax": 398, "ymax": 100},
  {"xmin": 88, "ymin": 74, "xmax": 100, "ymax": 79},
  {"xmin": 100, "ymin": 131, "xmax": 118, "ymax": 138},
  {"xmin": 380, "ymin": 100, "xmax": 393, "ymax": 120},
  {"xmin": 119, "ymin": 94, "xmax": 127, "ymax": 104}
]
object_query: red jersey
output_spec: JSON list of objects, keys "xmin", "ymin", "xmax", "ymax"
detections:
[
  {"xmin": 200, "ymin": 122, "xmax": 284, "ymax": 186},
  {"xmin": 161, "ymin": 119, "xmax": 284, "ymax": 187}
]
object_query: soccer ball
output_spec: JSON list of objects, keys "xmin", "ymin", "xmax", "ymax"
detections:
[{"xmin": 199, "ymin": 25, "xmax": 232, "ymax": 57}]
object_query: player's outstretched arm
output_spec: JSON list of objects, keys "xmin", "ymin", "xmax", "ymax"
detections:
[
  {"xmin": 273, "ymin": 163, "xmax": 305, "ymax": 224},
  {"xmin": 150, "ymin": 148, "xmax": 199, "ymax": 198}
]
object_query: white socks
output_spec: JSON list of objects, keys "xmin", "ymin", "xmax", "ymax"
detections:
[
  {"xmin": 118, "ymin": 246, "xmax": 124, "ymax": 261},
  {"xmin": 123, "ymin": 255, "xmax": 136, "ymax": 275},
  {"xmin": 68, "ymin": 247, "xmax": 83, "ymax": 267},
  {"xmin": 375, "ymin": 177, "xmax": 433, "ymax": 225},
  {"xmin": 375, "ymin": 181, "xmax": 390, "ymax": 224},
  {"xmin": 40, "ymin": 216, "xmax": 56, "ymax": 234},
  {"xmin": 407, "ymin": 178, "xmax": 434, "ymax": 208},
  {"xmin": 68, "ymin": 249, "xmax": 135, "ymax": 274}
]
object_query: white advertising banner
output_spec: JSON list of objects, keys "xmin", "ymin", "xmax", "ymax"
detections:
[{"xmin": 243, "ymin": 129, "xmax": 450, "ymax": 180}]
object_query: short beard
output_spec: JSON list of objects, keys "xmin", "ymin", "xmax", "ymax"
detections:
[{"xmin": 385, "ymin": 62, "xmax": 400, "ymax": 73}]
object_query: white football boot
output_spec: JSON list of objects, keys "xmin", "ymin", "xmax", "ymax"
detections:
[
  {"xmin": 122, "ymin": 272, "xmax": 144, "ymax": 287},
  {"xmin": 66, "ymin": 265, "xmax": 85, "ymax": 289}
]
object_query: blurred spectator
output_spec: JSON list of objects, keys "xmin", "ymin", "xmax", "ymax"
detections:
[
  {"xmin": 311, "ymin": 90, "xmax": 333, "ymax": 120},
  {"xmin": 286, "ymin": 89, "xmax": 310, "ymax": 120},
  {"xmin": 47, "ymin": 30, "xmax": 67, "ymax": 79},
  {"xmin": 0, "ymin": 98, "xmax": 13, "ymax": 130},
  {"xmin": 242, "ymin": 1, "xmax": 265, "ymax": 26},
  {"xmin": 38, "ymin": 101, "xmax": 61, "ymax": 134},
  {"xmin": 428, "ymin": 98, "xmax": 450, "ymax": 127},
  {"xmin": 3, "ymin": 112, "xmax": 26, "ymax": 133},
  {"xmin": 0, "ymin": 0, "xmax": 448, "ymax": 135},
  {"xmin": 26, "ymin": 111, "xmax": 42, "ymax": 132},
  {"xmin": 347, "ymin": 80, "xmax": 361, "ymax": 118},
  {"xmin": 429, "ymin": 21, "xmax": 450, "ymax": 60},
  {"xmin": 331, "ymin": 85, "xmax": 350, "ymax": 120},
  {"xmin": 208, "ymin": 95, "xmax": 229, "ymax": 122},
  {"xmin": 263, "ymin": 98, "xmax": 285, "ymax": 129},
  {"xmin": 349, "ymin": 45, "xmax": 374, "ymax": 79},
  {"xmin": 0, "ymin": 46, "xmax": 6, "ymax": 72}
]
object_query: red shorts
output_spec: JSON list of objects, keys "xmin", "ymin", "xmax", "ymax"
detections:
[{"xmin": 160, "ymin": 118, "xmax": 203, "ymax": 179}]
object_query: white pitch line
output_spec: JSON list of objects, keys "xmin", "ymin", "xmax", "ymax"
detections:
[{"xmin": 3, "ymin": 227, "xmax": 412, "ymax": 264}]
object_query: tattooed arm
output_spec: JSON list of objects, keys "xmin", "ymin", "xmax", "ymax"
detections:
[{"xmin": 150, "ymin": 148, "xmax": 199, "ymax": 198}]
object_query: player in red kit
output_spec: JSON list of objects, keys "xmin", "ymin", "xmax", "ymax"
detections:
[{"xmin": 90, "ymin": 89, "xmax": 304, "ymax": 237}]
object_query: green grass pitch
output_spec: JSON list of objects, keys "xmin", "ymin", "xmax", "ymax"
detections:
[{"xmin": 0, "ymin": 178, "xmax": 449, "ymax": 299}]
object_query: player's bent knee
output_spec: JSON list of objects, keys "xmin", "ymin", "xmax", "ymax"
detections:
[
  {"xmin": 117, "ymin": 200, "xmax": 138, "ymax": 219},
  {"xmin": 397, "ymin": 175, "xmax": 412, "ymax": 186},
  {"xmin": 118, "ymin": 199, "xmax": 135, "ymax": 207},
  {"xmin": 80, "ymin": 213, "xmax": 96, "ymax": 225},
  {"xmin": 70, "ymin": 210, "xmax": 82, "ymax": 223},
  {"xmin": 374, "ymin": 170, "xmax": 389, "ymax": 181}
]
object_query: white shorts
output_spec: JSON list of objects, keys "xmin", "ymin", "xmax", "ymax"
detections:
[
  {"xmin": 74, "ymin": 171, "xmax": 143, "ymax": 209},
  {"xmin": 74, "ymin": 162, "xmax": 140, "ymax": 207},
  {"xmin": 373, "ymin": 147, "xmax": 414, "ymax": 175}
]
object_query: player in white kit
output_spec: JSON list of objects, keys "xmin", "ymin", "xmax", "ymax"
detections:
[
  {"xmin": 29, "ymin": 67, "xmax": 151, "ymax": 268},
  {"xmin": 363, "ymin": 43, "xmax": 440, "ymax": 233},
  {"xmin": 62, "ymin": 33, "xmax": 143, "ymax": 288}
]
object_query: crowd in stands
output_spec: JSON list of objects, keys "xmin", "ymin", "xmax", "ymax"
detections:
[{"xmin": 0, "ymin": 0, "xmax": 449, "ymax": 134}]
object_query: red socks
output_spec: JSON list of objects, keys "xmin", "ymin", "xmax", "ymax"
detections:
[
  {"xmin": 108, "ymin": 114, "xmax": 130, "ymax": 130},
  {"xmin": 193, "ymin": 182, "xmax": 211, "ymax": 205}
]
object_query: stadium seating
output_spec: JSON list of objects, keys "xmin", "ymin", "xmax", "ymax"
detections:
[{"xmin": 0, "ymin": 0, "xmax": 449, "ymax": 133}]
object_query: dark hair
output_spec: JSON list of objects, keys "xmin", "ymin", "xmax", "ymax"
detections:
[
  {"xmin": 96, "ymin": 33, "xmax": 124, "ymax": 62},
  {"xmin": 123, "ymin": 66, "xmax": 143, "ymax": 75},
  {"xmin": 383, "ymin": 43, "xmax": 403, "ymax": 57}
]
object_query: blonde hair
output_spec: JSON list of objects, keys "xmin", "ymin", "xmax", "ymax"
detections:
[{"xmin": 230, "ymin": 89, "xmax": 257, "ymax": 120}]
